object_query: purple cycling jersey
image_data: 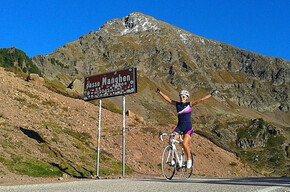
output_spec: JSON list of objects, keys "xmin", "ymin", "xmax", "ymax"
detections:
[
  {"xmin": 176, "ymin": 102, "xmax": 192, "ymax": 123},
  {"xmin": 175, "ymin": 102, "xmax": 193, "ymax": 136}
]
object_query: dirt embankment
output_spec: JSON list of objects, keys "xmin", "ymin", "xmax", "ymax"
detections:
[{"xmin": 0, "ymin": 67, "xmax": 258, "ymax": 185}]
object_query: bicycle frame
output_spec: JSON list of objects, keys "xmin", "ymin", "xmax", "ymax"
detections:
[
  {"xmin": 160, "ymin": 131, "xmax": 193, "ymax": 180},
  {"xmin": 171, "ymin": 137, "xmax": 183, "ymax": 169},
  {"xmin": 160, "ymin": 132, "xmax": 184, "ymax": 169}
]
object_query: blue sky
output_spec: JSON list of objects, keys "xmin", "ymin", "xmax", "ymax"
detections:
[{"xmin": 0, "ymin": 0, "xmax": 289, "ymax": 60}]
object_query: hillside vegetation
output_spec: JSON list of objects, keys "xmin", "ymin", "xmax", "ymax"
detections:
[
  {"xmin": 0, "ymin": 66, "xmax": 258, "ymax": 185},
  {"xmin": 0, "ymin": 47, "xmax": 41, "ymax": 76},
  {"xmin": 31, "ymin": 12, "xmax": 289, "ymax": 176}
]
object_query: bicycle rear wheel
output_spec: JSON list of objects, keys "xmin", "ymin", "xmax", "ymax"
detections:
[
  {"xmin": 161, "ymin": 145, "xmax": 175, "ymax": 180},
  {"xmin": 182, "ymin": 150, "xmax": 194, "ymax": 179}
]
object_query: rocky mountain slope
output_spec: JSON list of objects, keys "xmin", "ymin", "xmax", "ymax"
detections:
[
  {"xmin": 0, "ymin": 67, "xmax": 258, "ymax": 185},
  {"xmin": 30, "ymin": 12, "xmax": 289, "ymax": 176},
  {"xmin": 32, "ymin": 12, "xmax": 289, "ymax": 113}
]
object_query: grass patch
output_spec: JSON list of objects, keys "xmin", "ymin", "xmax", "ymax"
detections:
[
  {"xmin": 42, "ymin": 99, "xmax": 57, "ymax": 107},
  {"xmin": 15, "ymin": 160, "xmax": 62, "ymax": 177},
  {"xmin": 103, "ymin": 100, "xmax": 122, "ymax": 114},
  {"xmin": 42, "ymin": 121, "xmax": 60, "ymax": 129},
  {"xmin": 141, "ymin": 127, "xmax": 158, "ymax": 135},
  {"xmin": 135, "ymin": 115, "xmax": 145, "ymax": 124},
  {"xmin": 100, "ymin": 161, "xmax": 133, "ymax": 176},
  {"xmin": 44, "ymin": 78, "xmax": 68, "ymax": 95},
  {"xmin": 137, "ymin": 74, "xmax": 159, "ymax": 94},
  {"xmin": 116, "ymin": 36, "xmax": 141, "ymax": 50},
  {"xmin": 63, "ymin": 129, "xmax": 92, "ymax": 145},
  {"xmin": 98, "ymin": 153, "xmax": 133, "ymax": 176},
  {"xmin": 49, "ymin": 58, "xmax": 69, "ymax": 69},
  {"xmin": 18, "ymin": 89, "xmax": 40, "ymax": 100},
  {"xmin": 0, "ymin": 154, "xmax": 62, "ymax": 177},
  {"xmin": 62, "ymin": 106, "xmax": 69, "ymax": 112},
  {"xmin": 141, "ymin": 100, "xmax": 177, "ymax": 125},
  {"xmin": 44, "ymin": 77, "xmax": 82, "ymax": 99},
  {"xmin": 73, "ymin": 140, "xmax": 88, "ymax": 151},
  {"xmin": 39, "ymin": 144, "xmax": 58, "ymax": 158},
  {"xmin": 92, "ymin": 99, "xmax": 122, "ymax": 115},
  {"xmin": 157, "ymin": 163, "xmax": 162, "ymax": 170},
  {"xmin": 90, "ymin": 116, "xmax": 97, "ymax": 121},
  {"xmin": 41, "ymin": 121, "xmax": 61, "ymax": 133},
  {"xmin": 266, "ymin": 135, "xmax": 285, "ymax": 148},
  {"xmin": 0, "ymin": 113, "xmax": 7, "ymax": 127},
  {"xmin": 237, "ymin": 118, "xmax": 264, "ymax": 139},
  {"xmin": 15, "ymin": 97, "xmax": 27, "ymax": 104},
  {"xmin": 27, "ymin": 103, "xmax": 39, "ymax": 109},
  {"xmin": 229, "ymin": 162, "xmax": 238, "ymax": 166},
  {"xmin": 236, "ymin": 119, "xmax": 288, "ymax": 176},
  {"xmin": 55, "ymin": 161, "xmax": 91, "ymax": 177},
  {"xmin": 239, "ymin": 147, "xmax": 286, "ymax": 175}
]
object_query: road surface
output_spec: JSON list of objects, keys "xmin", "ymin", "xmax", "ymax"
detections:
[{"xmin": 0, "ymin": 177, "xmax": 289, "ymax": 192}]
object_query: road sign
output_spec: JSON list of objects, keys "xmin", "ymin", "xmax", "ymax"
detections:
[
  {"xmin": 83, "ymin": 68, "xmax": 137, "ymax": 178},
  {"xmin": 84, "ymin": 68, "xmax": 137, "ymax": 101}
]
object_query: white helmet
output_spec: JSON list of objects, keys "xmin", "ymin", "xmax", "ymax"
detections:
[{"xmin": 179, "ymin": 90, "xmax": 190, "ymax": 97}]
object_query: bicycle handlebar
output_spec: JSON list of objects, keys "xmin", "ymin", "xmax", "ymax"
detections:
[{"xmin": 159, "ymin": 131, "xmax": 183, "ymax": 142}]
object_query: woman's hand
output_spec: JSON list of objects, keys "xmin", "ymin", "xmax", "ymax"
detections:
[
  {"xmin": 156, "ymin": 88, "xmax": 161, "ymax": 94},
  {"xmin": 211, "ymin": 90, "xmax": 219, "ymax": 96}
]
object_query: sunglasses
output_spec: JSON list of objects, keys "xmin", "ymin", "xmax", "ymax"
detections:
[{"xmin": 180, "ymin": 95, "xmax": 188, "ymax": 99}]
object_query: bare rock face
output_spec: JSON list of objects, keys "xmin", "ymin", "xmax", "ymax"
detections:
[
  {"xmin": 32, "ymin": 12, "xmax": 289, "ymax": 114},
  {"xmin": 237, "ymin": 118, "xmax": 281, "ymax": 149},
  {"xmin": 28, "ymin": 73, "xmax": 45, "ymax": 86}
]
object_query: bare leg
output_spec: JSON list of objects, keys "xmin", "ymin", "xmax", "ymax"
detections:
[{"xmin": 182, "ymin": 134, "xmax": 191, "ymax": 160}]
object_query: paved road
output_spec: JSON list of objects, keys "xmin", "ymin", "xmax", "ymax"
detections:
[{"xmin": 0, "ymin": 177, "xmax": 289, "ymax": 192}]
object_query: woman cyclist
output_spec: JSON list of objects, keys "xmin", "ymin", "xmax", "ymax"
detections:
[{"xmin": 156, "ymin": 88, "xmax": 218, "ymax": 168}]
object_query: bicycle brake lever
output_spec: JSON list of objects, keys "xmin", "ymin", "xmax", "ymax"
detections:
[{"xmin": 159, "ymin": 132, "xmax": 164, "ymax": 142}]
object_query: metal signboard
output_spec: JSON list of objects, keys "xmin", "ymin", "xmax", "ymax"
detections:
[
  {"xmin": 83, "ymin": 68, "xmax": 137, "ymax": 101},
  {"xmin": 84, "ymin": 68, "xmax": 137, "ymax": 178}
]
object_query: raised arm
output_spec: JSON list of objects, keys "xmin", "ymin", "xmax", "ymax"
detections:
[
  {"xmin": 190, "ymin": 90, "xmax": 218, "ymax": 106},
  {"xmin": 156, "ymin": 88, "xmax": 176, "ymax": 105}
]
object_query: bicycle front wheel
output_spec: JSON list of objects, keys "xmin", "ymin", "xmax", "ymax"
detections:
[
  {"xmin": 182, "ymin": 150, "xmax": 194, "ymax": 179},
  {"xmin": 161, "ymin": 145, "xmax": 175, "ymax": 180}
]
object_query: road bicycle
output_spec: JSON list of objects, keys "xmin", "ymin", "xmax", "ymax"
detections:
[{"xmin": 159, "ymin": 131, "xmax": 194, "ymax": 180}]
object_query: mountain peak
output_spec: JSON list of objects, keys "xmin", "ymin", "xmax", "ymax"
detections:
[
  {"xmin": 97, "ymin": 12, "xmax": 160, "ymax": 36},
  {"xmin": 121, "ymin": 12, "xmax": 160, "ymax": 35}
]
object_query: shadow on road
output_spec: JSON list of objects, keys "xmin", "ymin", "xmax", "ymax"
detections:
[{"xmin": 138, "ymin": 177, "xmax": 290, "ymax": 187}]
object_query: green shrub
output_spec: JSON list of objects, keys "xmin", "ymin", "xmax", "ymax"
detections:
[
  {"xmin": 266, "ymin": 135, "xmax": 286, "ymax": 148},
  {"xmin": 49, "ymin": 58, "xmax": 69, "ymax": 69},
  {"xmin": 0, "ymin": 48, "xmax": 41, "ymax": 76}
]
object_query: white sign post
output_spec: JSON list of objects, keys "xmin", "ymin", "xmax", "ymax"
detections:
[
  {"xmin": 84, "ymin": 68, "xmax": 137, "ymax": 178},
  {"xmin": 96, "ymin": 99, "xmax": 102, "ymax": 179},
  {"xmin": 122, "ymin": 95, "xmax": 126, "ymax": 177}
]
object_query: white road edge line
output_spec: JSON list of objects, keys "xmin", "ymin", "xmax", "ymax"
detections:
[{"xmin": 256, "ymin": 186, "xmax": 285, "ymax": 192}]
